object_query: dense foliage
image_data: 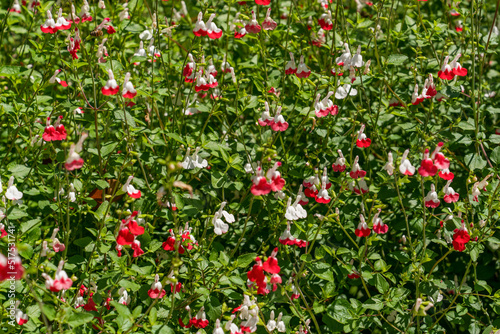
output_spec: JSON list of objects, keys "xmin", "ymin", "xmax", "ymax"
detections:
[{"xmin": 1, "ymin": 0, "xmax": 500, "ymax": 333}]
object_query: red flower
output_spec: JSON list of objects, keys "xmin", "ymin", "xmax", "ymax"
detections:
[
  {"xmin": 452, "ymin": 222, "xmax": 470, "ymax": 252},
  {"xmin": 262, "ymin": 248, "xmax": 281, "ymax": 274}
]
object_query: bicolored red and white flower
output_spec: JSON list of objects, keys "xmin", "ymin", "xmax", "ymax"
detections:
[
  {"xmin": 10, "ymin": 0, "xmax": 21, "ymax": 13},
  {"xmin": 206, "ymin": 59, "xmax": 218, "ymax": 78},
  {"xmin": 55, "ymin": 8, "xmax": 72, "ymax": 31},
  {"xmin": 15, "ymin": 306, "xmax": 28, "ymax": 326},
  {"xmin": 318, "ymin": 10, "xmax": 333, "ymax": 30},
  {"xmin": 399, "ymin": 149, "xmax": 415, "ymax": 175},
  {"xmin": 296, "ymin": 55, "xmax": 312, "ymax": 78},
  {"xmin": 389, "ymin": 97, "xmax": 404, "ymax": 107},
  {"xmin": 439, "ymin": 168, "xmax": 454, "ymax": 180},
  {"xmin": 0, "ymin": 223, "xmax": 7, "ymax": 238},
  {"xmin": 431, "ymin": 142, "xmax": 450, "ymax": 170},
  {"xmin": 266, "ymin": 161, "xmax": 286, "ymax": 191},
  {"xmin": 455, "ymin": 20, "xmax": 463, "ymax": 32},
  {"xmin": 122, "ymin": 72, "xmax": 137, "ymax": 99},
  {"xmin": 314, "ymin": 92, "xmax": 338, "ymax": 117},
  {"xmin": 65, "ymin": 133, "xmax": 87, "ymax": 171},
  {"xmin": 438, "ymin": 55, "xmax": 454, "ymax": 80},
  {"xmin": 424, "ymin": 184, "xmax": 440, "ymax": 208},
  {"xmin": 315, "ymin": 168, "xmax": 331, "ymax": 203},
  {"xmin": 418, "ymin": 149, "xmax": 438, "ymax": 176},
  {"xmin": 5, "ymin": 176, "xmax": 23, "ymax": 201},
  {"xmin": 131, "ymin": 239, "xmax": 144, "ymax": 257},
  {"xmin": 336, "ymin": 43, "xmax": 352, "ymax": 67},
  {"xmin": 235, "ymin": 26, "xmax": 247, "ymax": 38},
  {"xmin": 450, "ymin": 53, "xmax": 467, "ymax": 77},
  {"xmin": 472, "ymin": 174, "xmax": 493, "ymax": 202},
  {"xmin": 221, "ymin": 55, "xmax": 232, "ymax": 74},
  {"xmin": 285, "ymin": 52, "xmax": 297, "ymax": 74},
  {"xmin": 443, "ymin": 180, "xmax": 459, "ymax": 203},
  {"xmin": 285, "ymin": 195, "xmax": 307, "ymax": 220},
  {"xmin": 262, "ymin": 8, "xmax": 277, "ymax": 30},
  {"xmin": 185, "ymin": 307, "xmax": 209, "ymax": 329},
  {"xmin": 212, "ymin": 201, "xmax": 235, "ymax": 235},
  {"xmin": 148, "ymin": 274, "xmax": 167, "ymax": 299},
  {"xmin": 49, "ymin": 69, "xmax": 68, "ymax": 87},
  {"xmin": 269, "ymin": 106, "xmax": 289, "ymax": 131},
  {"xmin": 194, "ymin": 70, "xmax": 210, "ymax": 92},
  {"xmin": 205, "ymin": 14, "xmax": 223, "ymax": 39},
  {"xmin": 119, "ymin": 3, "xmax": 130, "ymax": 21},
  {"xmin": 411, "ymin": 84, "xmax": 426, "ymax": 105},
  {"xmin": 383, "ymin": 151, "xmax": 394, "ymax": 176},
  {"xmin": 79, "ymin": 0, "xmax": 93, "ymax": 22},
  {"xmin": 51, "ymin": 228, "xmax": 66, "ymax": 252},
  {"xmin": 356, "ymin": 124, "xmax": 371, "ymax": 148},
  {"xmin": 350, "ymin": 156, "xmax": 367, "ymax": 179},
  {"xmin": 41, "ymin": 10, "xmax": 57, "ymax": 33},
  {"xmin": 122, "ymin": 175, "xmax": 141, "ymax": 198},
  {"xmin": 258, "ymin": 101, "xmax": 274, "ymax": 126},
  {"xmin": 279, "ymin": 221, "xmax": 308, "ymax": 247},
  {"xmin": 183, "ymin": 53, "xmax": 197, "ymax": 82},
  {"xmin": 42, "ymin": 260, "xmax": 73, "ymax": 292},
  {"xmin": 245, "ymin": 11, "xmax": 262, "ymax": 34},
  {"xmin": 0, "ymin": 248, "xmax": 24, "ymax": 281},
  {"xmin": 348, "ymin": 177, "xmax": 369, "ymax": 195},
  {"xmin": 372, "ymin": 209, "xmax": 388, "ymax": 234},
  {"xmin": 118, "ymin": 288, "xmax": 130, "ymax": 305},
  {"xmin": 333, "ymin": 149, "xmax": 346, "ymax": 172},
  {"xmin": 102, "ymin": 69, "xmax": 119, "ymax": 95},
  {"xmin": 193, "ymin": 12, "xmax": 207, "ymax": 36},
  {"xmin": 453, "ymin": 221, "xmax": 470, "ymax": 252},
  {"xmin": 355, "ymin": 214, "xmax": 371, "ymax": 237},
  {"xmin": 450, "ymin": 8, "xmax": 460, "ymax": 16}
]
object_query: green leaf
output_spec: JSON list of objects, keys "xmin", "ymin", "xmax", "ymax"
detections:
[
  {"xmin": 326, "ymin": 299, "xmax": 354, "ymax": 324},
  {"xmin": 7, "ymin": 207, "xmax": 28, "ymax": 220},
  {"xmin": 236, "ymin": 253, "xmax": 257, "ymax": 268},
  {"xmin": 490, "ymin": 147, "xmax": 500, "ymax": 165},
  {"xmin": 0, "ymin": 66, "xmax": 27, "ymax": 76},
  {"xmin": 387, "ymin": 54, "xmax": 409, "ymax": 65},
  {"xmin": 94, "ymin": 201, "xmax": 109, "ymax": 220},
  {"xmin": 67, "ymin": 312, "xmax": 94, "ymax": 327},
  {"xmin": 363, "ymin": 297, "xmax": 384, "ymax": 310},
  {"xmin": 41, "ymin": 304, "xmax": 56, "ymax": 321},
  {"xmin": 8, "ymin": 165, "xmax": 30, "ymax": 178},
  {"xmin": 114, "ymin": 110, "xmax": 137, "ymax": 127},
  {"xmin": 465, "ymin": 153, "xmax": 486, "ymax": 171},
  {"xmin": 111, "ymin": 301, "xmax": 132, "ymax": 317}
]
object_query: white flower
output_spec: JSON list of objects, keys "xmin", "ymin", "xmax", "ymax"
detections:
[
  {"xmin": 139, "ymin": 30, "xmax": 153, "ymax": 40},
  {"xmin": 335, "ymin": 84, "xmax": 357, "ymax": 99},
  {"xmin": 267, "ymin": 310, "xmax": 277, "ymax": 331},
  {"xmin": 5, "ymin": 176, "xmax": 23, "ymax": 201},
  {"xmin": 212, "ymin": 202, "xmax": 235, "ymax": 235}
]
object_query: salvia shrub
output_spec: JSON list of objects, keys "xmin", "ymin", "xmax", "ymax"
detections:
[{"xmin": 0, "ymin": 0, "xmax": 500, "ymax": 333}]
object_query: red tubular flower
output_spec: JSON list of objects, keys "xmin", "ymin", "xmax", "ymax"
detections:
[
  {"xmin": 453, "ymin": 221, "xmax": 470, "ymax": 252},
  {"xmin": 255, "ymin": 0, "xmax": 271, "ymax": 5},
  {"xmin": 101, "ymin": 69, "xmax": 119, "ymax": 95},
  {"xmin": 424, "ymin": 184, "xmax": 440, "ymax": 208},
  {"xmin": 41, "ymin": 10, "xmax": 57, "ymax": 33},
  {"xmin": 372, "ymin": 209, "xmax": 388, "ymax": 234},
  {"xmin": 438, "ymin": 168, "xmax": 454, "ymax": 180},
  {"xmin": 247, "ymin": 257, "xmax": 266, "ymax": 283},
  {"xmin": 193, "ymin": 12, "xmax": 207, "ymax": 36},
  {"xmin": 431, "ymin": 142, "xmax": 450, "ymax": 170},
  {"xmin": 263, "ymin": 248, "xmax": 281, "ymax": 274},
  {"xmin": 418, "ymin": 149, "xmax": 438, "ymax": 177},
  {"xmin": 116, "ymin": 226, "xmax": 135, "ymax": 245}
]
